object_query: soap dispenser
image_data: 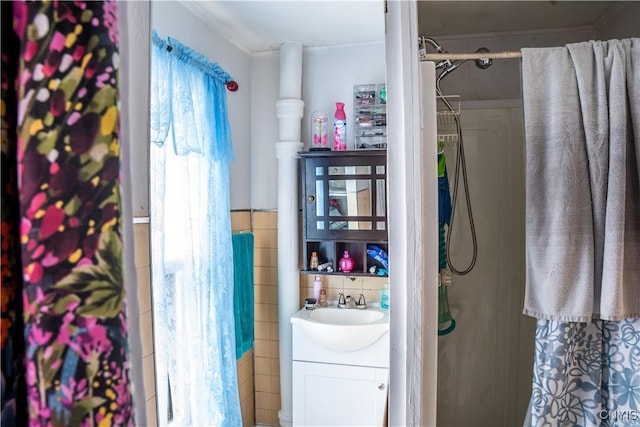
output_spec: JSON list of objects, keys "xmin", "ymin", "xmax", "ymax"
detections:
[{"xmin": 380, "ymin": 282, "xmax": 390, "ymax": 310}]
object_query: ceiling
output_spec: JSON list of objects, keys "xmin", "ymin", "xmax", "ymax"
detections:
[
  {"xmin": 183, "ymin": 1, "xmax": 624, "ymax": 53},
  {"xmin": 182, "ymin": 1, "xmax": 386, "ymax": 53},
  {"xmin": 419, "ymin": 1, "xmax": 622, "ymax": 37}
]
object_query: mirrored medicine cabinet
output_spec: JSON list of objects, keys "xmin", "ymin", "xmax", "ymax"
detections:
[{"xmin": 300, "ymin": 150, "xmax": 388, "ymax": 275}]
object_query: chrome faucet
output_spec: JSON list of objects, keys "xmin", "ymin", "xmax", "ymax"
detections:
[
  {"xmin": 355, "ymin": 294, "xmax": 367, "ymax": 310},
  {"xmin": 337, "ymin": 293, "xmax": 347, "ymax": 308}
]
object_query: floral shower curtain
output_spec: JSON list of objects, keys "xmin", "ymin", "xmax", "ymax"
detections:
[
  {"xmin": 1, "ymin": 1, "xmax": 134, "ymax": 426},
  {"xmin": 149, "ymin": 33, "xmax": 241, "ymax": 426}
]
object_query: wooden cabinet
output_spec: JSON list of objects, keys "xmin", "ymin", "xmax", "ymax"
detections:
[{"xmin": 299, "ymin": 150, "xmax": 388, "ymax": 276}]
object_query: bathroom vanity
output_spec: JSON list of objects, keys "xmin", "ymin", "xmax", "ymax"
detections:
[
  {"xmin": 291, "ymin": 307, "xmax": 390, "ymax": 426},
  {"xmin": 294, "ymin": 150, "xmax": 390, "ymax": 426},
  {"xmin": 299, "ymin": 150, "xmax": 388, "ymax": 275}
]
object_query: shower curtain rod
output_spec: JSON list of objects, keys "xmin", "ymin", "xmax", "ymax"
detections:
[{"xmin": 424, "ymin": 51, "xmax": 522, "ymax": 61}]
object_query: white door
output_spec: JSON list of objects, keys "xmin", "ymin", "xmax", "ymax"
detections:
[{"xmin": 435, "ymin": 105, "xmax": 536, "ymax": 426}]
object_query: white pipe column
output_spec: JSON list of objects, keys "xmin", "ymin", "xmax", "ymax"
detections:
[{"xmin": 276, "ymin": 42, "xmax": 304, "ymax": 427}]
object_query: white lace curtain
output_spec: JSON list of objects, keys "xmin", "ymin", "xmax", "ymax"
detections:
[{"xmin": 149, "ymin": 31, "xmax": 240, "ymax": 426}]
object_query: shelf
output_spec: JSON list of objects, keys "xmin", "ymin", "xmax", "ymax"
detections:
[
  {"xmin": 303, "ymin": 240, "xmax": 389, "ymax": 276},
  {"xmin": 300, "ymin": 270, "xmax": 388, "ymax": 278}
]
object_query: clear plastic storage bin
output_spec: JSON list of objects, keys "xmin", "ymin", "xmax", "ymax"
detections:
[{"xmin": 353, "ymin": 84, "xmax": 387, "ymax": 150}]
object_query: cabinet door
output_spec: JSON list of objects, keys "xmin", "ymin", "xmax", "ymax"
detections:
[
  {"xmin": 293, "ymin": 361, "xmax": 388, "ymax": 426},
  {"xmin": 301, "ymin": 152, "xmax": 387, "ymax": 241}
]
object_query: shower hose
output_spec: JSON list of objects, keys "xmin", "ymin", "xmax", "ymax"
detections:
[{"xmin": 436, "ymin": 80, "xmax": 478, "ymax": 276}]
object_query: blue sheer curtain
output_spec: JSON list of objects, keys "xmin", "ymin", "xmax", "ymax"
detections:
[{"xmin": 149, "ymin": 32, "xmax": 240, "ymax": 426}]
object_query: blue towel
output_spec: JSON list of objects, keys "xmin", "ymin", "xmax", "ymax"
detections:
[
  {"xmin": 438, "ymin": 153, "xmax": 452, "ymax": 226},
  {"xmin": 438, "ymin": 153, "xmax": 452, "ymax": 270},
  {"xmin": 439, "ymin": 224, "xmax": 447, "ymax": 270},
  {"xmin": 232, "ymin": 232, "xmax": 254, "ymax": 359}
]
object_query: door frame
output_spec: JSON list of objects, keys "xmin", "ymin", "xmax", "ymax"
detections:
[{"xmin": 385, "ymin": 2, "xmax": 439, "ymax": 426}]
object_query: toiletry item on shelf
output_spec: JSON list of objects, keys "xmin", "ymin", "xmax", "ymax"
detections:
[
  {"xmin": 380, "ymin": 282, "xmax": 390, "ymax": 309},
  {"xmin": 310, "ymin": 251, "xmax": 319, "ymax": 270},
  {"xmin": 311, "ymin": 110, "xmax": 329, "ymax": 150},
  {"xmin": 367, "ymin": 245, "xmax": 389, "ymax": 270},
  {"xmin": 319, "ymin": 288, "xmax": 327, "ymax": 307},
  {"xmin": 338, "ymin": 250, "xmax": 355, "ymax": 273},
  {"xmin": 317, "ymin": 261, "xmax": 333, "ymax": 272},
  {"xmin": 313, "ymin": 275, "xmax": 323, "ymax": 304},
  {"xmin": 333, "ymin": 102, "xmax": 347, "ymax": 151}
]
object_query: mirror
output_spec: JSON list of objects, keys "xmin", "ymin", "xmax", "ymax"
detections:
[
  {"xmin": 329, "ymin": 179, "xmax": 372, "ymax": 215},
  {"xmin": 328, "ymin": 165, "xmax": 371, "ymax": 175},
  {"xmin": 311, "ymin": 162, "xmax": 386, "ymax": 233},
  {"xmin": 326, "ymin": 179, "xmax": 373, "ymax": 230}
]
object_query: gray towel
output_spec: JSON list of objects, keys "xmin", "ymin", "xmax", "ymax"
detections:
[{"xmin": 522, "ymin": 38, "xmax": 640, "ymax": 321}]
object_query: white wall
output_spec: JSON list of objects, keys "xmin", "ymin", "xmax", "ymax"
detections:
[
  {"xmin": 302, "ymin": 42, "xmax": 386, "ymax": 150},
  {"xmin": 595, "ymin": 2, "xmax": 640, "ymax": 40},
  {"xmin": 250, "ymin": 52, "xmax": 280, "ymax": 211},
  {"xmin": 250, "ymin": 42, "xmax": 387, "ymax": 209},
  {"xmin": 124, "ymin": 2, "xmax": 151, "ymax": 217},
  {"xmin": 151, "ymin": 2, "xmax": 253, "ymax": 210}
]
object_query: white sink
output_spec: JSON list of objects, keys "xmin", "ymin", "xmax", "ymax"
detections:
[
  {"xmin": 291, "ymin": 307, "xmax": 389, "ymax": 352},
  {"xmin": 308, "ymin": 308, "xmax": 384, "ymax": 324}
]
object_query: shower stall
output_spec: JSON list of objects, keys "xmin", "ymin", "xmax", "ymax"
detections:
[
  {"xmin": 416, "ymin": 20, "xmax": 632, "ymax": 424},
  {"xmin": 419, "ymin": 35, "xmax": 535, "ymax": 426}
]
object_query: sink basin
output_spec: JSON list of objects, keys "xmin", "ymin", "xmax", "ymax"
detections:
[
  {"xmin": 291, "ymin": 307, "xmax": 389, "ymax": 352},
  {"xmin": 308, "ymin": 308, "xmax": 384, "ymax": 325}
]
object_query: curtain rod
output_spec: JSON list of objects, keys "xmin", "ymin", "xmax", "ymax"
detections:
[
  {"xmin": 424, "ymin": 51, "xmax": 522, "ymax": 60},
  {"xmin": 153, "ymin": 31, "xmax": 239, "ymax": 92}
]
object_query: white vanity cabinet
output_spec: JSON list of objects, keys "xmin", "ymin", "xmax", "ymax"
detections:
[
  {"xmin": 292, "ymin": 361, "xmax": 388, "ymax": 426},
  {"xmin": 291, "ymin": 307, "xmax": 390, "ymax": 426}
]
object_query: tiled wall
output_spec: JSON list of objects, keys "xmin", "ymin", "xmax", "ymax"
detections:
[
  {"xmin": 133, "ymin": 222, "xmax": 157, "ymax": 427},
  {"xmin": 299, "ymin": 274, "xmax": 388, "ymax": 308},
  {"xmin": 237, "ymin": 350, "xmax": 255, "ymax": 427},
  {"xmin": 251, "ymin": 212, "xmax": 281, "ymax": 427}
]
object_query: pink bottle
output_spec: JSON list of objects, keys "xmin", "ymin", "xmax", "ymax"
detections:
[
  {"xmin": 338, "ymin": 250, "xmax": 355, "ymax": 273},
  {"xmin": 333, "ymin": 102, "xmax": 347, "ymax": 151}
]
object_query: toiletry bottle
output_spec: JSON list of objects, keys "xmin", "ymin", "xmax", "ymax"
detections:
[
  {"xmin": 319, "ymin": 288, "xmax": 327, "ymax": 307},
  {"xmin": 310, "ymin": 251, "xmax": 319, "ymax": 270},
  {"xmin": 333, "ymin": 102, "xmax": 347, "ymax": 151},
  {"xmin": 313, "ymin": 275, "xmax": 323, "ymax": 305},
  {"xmin": 338, "ymin": 250, "xmax": 355, "ymax": 273},
  {"xmin": 380, "ymin": 282, "xmax": 390, "ymax": 309},
  {"xmin": 311, "ymin": 110, "xmax": 329, "ymax": 150}
]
